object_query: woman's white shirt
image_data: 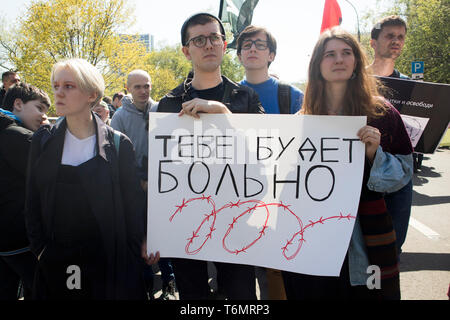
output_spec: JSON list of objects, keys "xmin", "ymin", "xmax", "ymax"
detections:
[{"xmin": 61, "ymin": 129, "xmax": 96, "ymax": 166}]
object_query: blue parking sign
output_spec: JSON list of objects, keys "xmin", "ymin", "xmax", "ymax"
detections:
[{"xmin": 411, "ymin": 61, "xmax": 424, "ymax": 74}]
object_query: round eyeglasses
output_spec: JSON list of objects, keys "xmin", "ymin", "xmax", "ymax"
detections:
[{"xmin": 185, "ymin": 34, "xmax": 225, "ymax": 48}]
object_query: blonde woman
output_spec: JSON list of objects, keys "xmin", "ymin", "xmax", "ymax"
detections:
[{"xmin": 25, "ymin": 59, "xmax": 158, "ymax": 300}]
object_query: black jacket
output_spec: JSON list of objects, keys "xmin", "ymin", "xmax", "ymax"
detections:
[
  {"xmin": 0, "ymin": 112, "xmax": 33, "ymax": 252},
  {"xmin": 158, "ymin": 75, "xmax": 265, "ymax": 114},
  {"xmin": 0, "ymin": 88, "xmax": 6, "ymax": 107},
  {"xmin": 25, "ymin": 114, "xmax": 146, "ymax": 299}
]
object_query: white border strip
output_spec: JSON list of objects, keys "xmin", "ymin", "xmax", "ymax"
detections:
[{"xmin": 409, "ymin": 217, "xmax": 440, "ymax": 239}]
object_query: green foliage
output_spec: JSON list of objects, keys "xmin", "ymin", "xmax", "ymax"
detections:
[
  {"xmin": 147, "ymin": 45, "xmax": 192, "ymax": 84},
  {"xmin": 395, "ymin": 0, "xmax": 450, "ymax": 83},
  {"xmin": 0, "ymin": 0, "xmax": 149, "ymax": 115},
  {"xmin": 0, "ymin": 0, "xmax": 249, "ymax": 114},
  {"xmin": 221, "ymin": 51, "xmax": 245, "ymax": 82},
  {"xmin": 147, "ymin": 67, "xmax": 179, "ymax": 102}
]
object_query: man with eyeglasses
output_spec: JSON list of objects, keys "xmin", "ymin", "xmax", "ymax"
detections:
[
  {"xmin": 237, "ymin": 25, "xmax": 303, "ymax": 115},
  {"xmin": 157, "ymin": 13, "xmax": 263, "ymax": 300},
  {"xmin": 235, "ymin": 25, "xmax": 303, "ymax": 301}
]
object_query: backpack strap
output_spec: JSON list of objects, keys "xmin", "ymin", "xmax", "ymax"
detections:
[
  {"xmin": 277, "ymin": 82, "xmax": 291, "ymax": 114},
  {"xmin": 112, "ymin": 130, "xmax": 120, "ymax": 156}
]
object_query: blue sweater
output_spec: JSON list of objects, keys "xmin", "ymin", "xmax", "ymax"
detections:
[{"xmin": 240, "ymin": 77, "xmax": 303, "ymax": 114}]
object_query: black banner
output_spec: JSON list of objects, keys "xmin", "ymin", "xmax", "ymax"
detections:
[{"xmin": 377, "ymin": 76, "xmax": 450, "ymax": 154}]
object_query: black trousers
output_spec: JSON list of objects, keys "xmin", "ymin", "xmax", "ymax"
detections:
[
  {"xmin": 171, "ymin": 258, "xmax": 256, "ymax": 300},
  {"xmin": 282, "ymin": 257, "xmax": 379, "ymax": 300},
  {"xmin": 33, "ymin": 242, "xmax": 106, "ymax": 300},
  {"xmin": 0, "ymin": 251, "xmax": 37, "ymax": 300}
]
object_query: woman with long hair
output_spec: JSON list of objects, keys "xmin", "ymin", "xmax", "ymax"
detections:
[
  {"xmin": 282, "ymin": 27, "xmax": 413, "ymax": 300},
  {"xmin": 25, "ymin": 58, "xmax": 158, "ymax": 299}
]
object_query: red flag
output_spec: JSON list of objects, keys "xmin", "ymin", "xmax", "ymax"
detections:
[{"xmin": 320, "ymin": 0, "xmax": 342, "ymax": 33}]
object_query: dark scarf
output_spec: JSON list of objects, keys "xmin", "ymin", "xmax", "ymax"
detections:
[{"xmin": 358, "ymin": 161, "xmax": 400, "ymax": 300}]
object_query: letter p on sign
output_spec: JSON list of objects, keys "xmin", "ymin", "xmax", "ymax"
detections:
[{"xmin": 411, "ymin": 61, "xmax": 424, "ymax": 74}]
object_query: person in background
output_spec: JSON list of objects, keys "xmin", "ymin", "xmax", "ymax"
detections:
[
  {"xmin": 111, "ymin": 70, "xmax": 156, "ymax": 186},
  {"xmin": 110, "ymin": 70, "xmax": 176, "ymax": 300},
  {"xmin": 236, "ymin": 24, "xmax": 305, "ymax": 300},
  {"xmin": 102, "ymin": 96, "xmax": 113, "ymax": 116},
  {"xmin": 102, "ymin": 96, "xmax": 112, "ymax": 105},
  {"xmin": 282, "ymin": 27, "xmax": 411, "ymax": 300},
  {"xmin": 93, "ymin": 100, "xmax": 111, "ymax": 125},
  {"xmin": 369, "ymin": 15, "xmax": 414, "ymax": 255},
  {"xmin": 0, "ymin": 71, "xmax": 21, "ymax": 105},
  {"xmin": 237, "ymin": 25, "xmax": 303, "ymax": 115},
  {"xmin": 109, "ymin": 92, "xmax": 124, "ymax": 118},
  {"xmin": 369, "ymin": 15, "xmax": 408, "ymax": 78},
  {"xmin": 25, "ymin": 58, "xmax": 159, "ymax": 300},
  {"xmin": 0, "ymin": 82, "xmax": 50, "ymax": 300}
]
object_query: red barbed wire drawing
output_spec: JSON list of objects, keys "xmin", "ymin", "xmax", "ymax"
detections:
[{"xmin": 169, "ymin": 195, "xmax": 356, "ymax": 260}]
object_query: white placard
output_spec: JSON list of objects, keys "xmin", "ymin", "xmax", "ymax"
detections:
[{"xmin": 147, "ymin": 113, "xmax": 366, "ymax": 276}]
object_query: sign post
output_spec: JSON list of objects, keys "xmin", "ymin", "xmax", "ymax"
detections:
[{"xmin": 411, "ymin": 61, "xmax": 424, "ymax": 81}]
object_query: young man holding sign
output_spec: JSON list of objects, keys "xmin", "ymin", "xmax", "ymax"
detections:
[{"xmin": 157, "ymin": 13, "xmax": 264, "ymax": 300}]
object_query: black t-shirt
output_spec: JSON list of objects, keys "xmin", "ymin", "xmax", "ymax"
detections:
[
  {"xmin": 192, "ymin": 82, "xmax": 225, "ymax": 102},
  {"xmin": 388, "ymin": 69, "xmax": 410, "ymax": 79},
  {"xmin": 389, "ymin": 69, "xmax": 401, "ymax": 78}
]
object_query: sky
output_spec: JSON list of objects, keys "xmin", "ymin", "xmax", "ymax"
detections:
[{"xmin": 2, "ymin": 0, "xmax": 383, "ymax": 82}]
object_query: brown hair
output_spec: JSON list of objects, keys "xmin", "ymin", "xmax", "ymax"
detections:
[
  {"xmin": 2, "ymin": 71, "xmax": 18, "ymax": 82},
  {"xmin": 3, "ymin": 82, "xmax": 50, "ymax": 112},
  {"xmin": 181, "ymin": 13, "xmax": 225, "ymax": 46},
  {"xmin": 236, "ymin": 25, "xmax": 277, "ymax": 67},
  {"xmin": 371, "ymin": 15, "xmax": 407, "ymax": 40},
  {"xmin": 302, "ymin": 27, "xmax": 386, "ymax": 118}
]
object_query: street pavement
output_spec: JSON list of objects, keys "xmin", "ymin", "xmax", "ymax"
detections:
[{"xmin": 399, "ymin": 147, "xmax": 450, "ymax": 300}]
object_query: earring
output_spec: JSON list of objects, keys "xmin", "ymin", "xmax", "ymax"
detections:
[{"xmin": 350, "ymin": 71, "xmax": 356, "ymax": 80}]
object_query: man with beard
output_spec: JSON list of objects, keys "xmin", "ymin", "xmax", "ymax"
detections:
[
  {"xmin": 368, "ymin": 16, "xmax": 414, "ymax": 256},
  {"xmin": 369, "ymin": 15, "xmax": 408, "ymax": 78}
]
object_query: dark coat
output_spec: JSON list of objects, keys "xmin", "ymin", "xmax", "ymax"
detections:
[
  {"xmin": 0, "ymin": 111, "xmax": 33, "ymax": 252},
  {"xmin": 25, "ymin": 114, "xmax": 146, "ymax": 299},
  {"xmin": 158, "ymin": 75, "xmax": 265, "ymax": 114},
  {"xmin": 0, "ymin": 88, "xmax": 6, "ymax": 107}
]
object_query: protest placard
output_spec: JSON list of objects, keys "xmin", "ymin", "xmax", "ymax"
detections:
[
  {"xmin": 147, "ymin": 113, "xmax": 366, "ymax": 276},
  {"xmin": 377, "ymin": 76, "xmax": 450, "ymax": 153}
]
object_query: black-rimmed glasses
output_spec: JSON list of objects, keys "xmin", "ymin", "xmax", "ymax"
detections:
[
  {"xmin": 241, "ymin": 39, "xmax": 269, "ymax": 51},
  {"xmin": 185, "ymin": 34, "xmax": 225, "ymax": 48}
]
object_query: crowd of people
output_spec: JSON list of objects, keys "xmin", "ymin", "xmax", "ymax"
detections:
[{"xmin": 0, "ymin": 13, "xmax": 414, "ymax": 300}]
